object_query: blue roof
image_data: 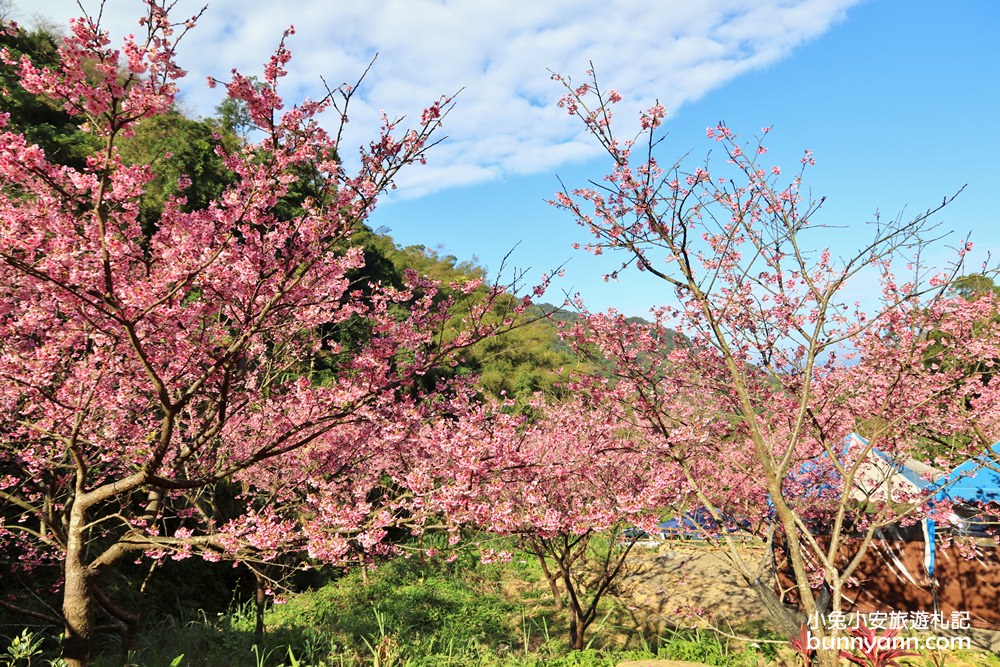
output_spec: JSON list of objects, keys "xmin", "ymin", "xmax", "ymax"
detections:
[{"xmin": 935, "ymin": 441, "xmax": 1000, "ymax": 504}]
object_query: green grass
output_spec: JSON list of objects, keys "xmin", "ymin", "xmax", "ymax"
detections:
[
  {"xmin": 95, "ymin": 543, "xmax": 779, "ymax": 666},
  {"xmin": 265, "ymin": 556, "xmax": 521, "ymax": 657}
]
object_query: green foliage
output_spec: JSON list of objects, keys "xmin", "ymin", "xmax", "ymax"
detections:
[
  {"xmin": 914, "ymin": 272, "xmax": 1000, "ymax": 460},
  {"xmin": 471, "ymin": 312, "xmax": 584, "ymax": 403},
  {"xmin": 949, "ymin": 273, "xmax": 1000, "ymax": 300},
  {"xmin": 116, "ymin": 110, "xmax": 239, "ymax": 237},
  {"xmin": 1, "ymin": 629, "xmax": 44, "ymax": 665},
  {"xmin": 0, "ymin": 23, "xmax": 98, "ymax": 168},
  {"xmin": 390, "ymin": 244, "xmax": 486, "ymax": 287},
  {"xmin": 0, "ymin": 629, "xmax": 67, "ymax": 667},
  {"xmin": 336, "ymin": 236, "xmax": 594, "ymax": 404}
]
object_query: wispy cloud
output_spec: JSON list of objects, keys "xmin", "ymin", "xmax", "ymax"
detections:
[{"xmin": 27, "ymin": 0, "xmax": 861, "ymax": 197}]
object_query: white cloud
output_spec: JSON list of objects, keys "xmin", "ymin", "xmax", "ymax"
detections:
[{"xmin": 25, "ymin": 0, "xmax": 861, "ymax": 197}]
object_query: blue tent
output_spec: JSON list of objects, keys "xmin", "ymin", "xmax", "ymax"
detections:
[
  {"xmin": 788, "ymin": 433, "xmax": 940, "ymax": 502},
  {"xmin": 658, "ymin": 512, "xmax": 708, "ymax": 539},
  {"xmin": 786, "ymin": 434, "xmax": 945, "ymax": 577}
]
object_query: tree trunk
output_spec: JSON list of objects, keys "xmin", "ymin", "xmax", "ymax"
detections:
[
  {"xmin": 253, "ymin": 568, "xmax": 266, "ymax": 646},
  {"xmin": 563, "ymin": 568, "xmax": 589, "ymax": 650},
  {"xmin": 747, "ymin": 576, "xmax": 802, "ymax": 637},
  {"xmin": 568, "ymin": 607, "xmax": 586, "ymax": 651},
  {"xmin": 812, "ymin": 630, "xmax": 842, "ymax": 667},
  {"xmin": 62, "ymin": 507, "xmax": 94, "ymax": 667},
  {"xmin": 546, "ymin": 573, "xmax": 564, "ymax": 612},
  {"xmin": 535, "ymin": 553, "xmax": 564, "ymax": 611}
]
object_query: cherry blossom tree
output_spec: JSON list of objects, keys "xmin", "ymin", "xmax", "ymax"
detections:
[
  {"xmin": 0, "ymin": 4, "xmax": 528, "ymax": 664},
  {"xmin": 409, "ymin": 393, "xmax": 684, "ymax": 650},
  {"xmin": 549, "ymin": 69, "xmax": 1000, "ymax": 665}
]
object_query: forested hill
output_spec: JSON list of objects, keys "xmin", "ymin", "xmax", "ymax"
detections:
[{"xmin": 353, "ymin": 235, "xmax": 679, "ymax": 402}]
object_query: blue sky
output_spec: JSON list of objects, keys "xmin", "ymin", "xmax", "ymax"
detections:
[{"xmin": 23, "ymin": 0, "xmax": 1000, "ymax": 316}]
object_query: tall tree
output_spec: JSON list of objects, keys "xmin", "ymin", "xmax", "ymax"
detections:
[
  {"xmin": 0, "ymin": 4, "xmax": 526, "ymax": 664},
  {"xmin": 549, "ymin": 70, "xmax": 1000, "ymax": 665}
]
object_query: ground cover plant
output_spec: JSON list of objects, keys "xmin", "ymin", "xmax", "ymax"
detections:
[{"xmin": 0, "ymin": 541, "xmax": 782, "ymax": 666}]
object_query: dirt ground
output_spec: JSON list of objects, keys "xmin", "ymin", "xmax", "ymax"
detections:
[
  {"xmin": 617, "ymin": 541, "xmax": 771, "ymax": 635},
  {"xmin": 615, "ymin": 540, "xmax": 1000, "ymax": 656}
]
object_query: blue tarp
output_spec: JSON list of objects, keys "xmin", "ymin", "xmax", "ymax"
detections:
[
  {"xmin": 658, "ymin": 511, "xmax": 714, "ymax": 538},
  {"xmin": 934, "ymin": 441, "xmax": 1000, "ymax": 504},
  {"xmin": 930, "ymin": 441, "xmax": 1000, "ymax": 540},
  {"xmin": 658, "ymin": 508, "xmax": 750, "ymax": 539},
  {"xmin": 785, "ymin": 434, "xmax": 945, "ymax": 576}
]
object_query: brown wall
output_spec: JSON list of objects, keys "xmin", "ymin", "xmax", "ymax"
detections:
[{"xmin": 774, "ymin": 536, "xmax": 1000, "ymax": 630}]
